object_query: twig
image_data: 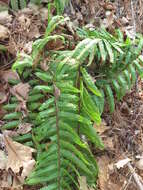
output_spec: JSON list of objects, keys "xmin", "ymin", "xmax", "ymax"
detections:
[
  {"xmin": 122, "ymin": 174, "xmax": 133, "ymax": 190},
  {"xmin": 131, "ymin": 0, "xmax": 136, "ymax": 38},
  {"xmin": 127, "ymin": 162, "xmax": 143, "ymax": 190},
  {"xmin": 54, "ymin": 84, "xmax": 61, "ymax": 190}
]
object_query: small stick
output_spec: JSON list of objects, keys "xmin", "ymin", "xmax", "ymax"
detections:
[{"xmin": 127, "ymin": 162, "xmax": 143, "ymax": 190}]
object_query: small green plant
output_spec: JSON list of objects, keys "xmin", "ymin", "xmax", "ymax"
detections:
[
  {"xmin": 8, "ymin": 0, "xmax": 69, "ymax": 14},
  {"xmin": 54, "ymin": 0, "xmax": 69, "ymax": 14},
  {"xmin": 3, "ymin": 16, "xmax": 143, "ymax": 189},
  {"xmin": 76, "ymin": 27, "xmax": 143, "ymax": 113}
]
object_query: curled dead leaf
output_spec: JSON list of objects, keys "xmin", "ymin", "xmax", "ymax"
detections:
[
  {"xmin": 4, "ymin": 136, "xmax": 36, "ymax": 182},
  {"xmin": 0, "ymin": 150, "xmax": 7, "ymax": 170},
  {"xmin": 114, "ymin": 158, "xmax": 131, "ymax": 169},
  {"xmin": 0, "ymin": 11, "xmax": 12, "ymax": 25},
  {"xmin": 11, "ymin": 82, "xmax": 30, "ymax": 101},
  {"xmin": 0, "ymin": 24, "xmax": 9, "ymax": 39},
  {"xmin": 0, "ymin": 70, "xmax": 19, "ymax": 83}
]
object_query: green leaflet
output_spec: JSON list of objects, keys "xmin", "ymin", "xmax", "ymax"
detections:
[
  {"xmin": 125, "ymin": 52, "xmax": 131, "ymax": 65},
  {"xmin": 34, "ymin": 85, "xmax": 53, "ymax": 93},
  {"xmin": 80, "ymin": 124, "xmax": 104, "ymax": 149},
  {"xmin": 137, "ymin": 38, "xmax": 143, "ymax": 55},
  {"xmin": 117, "ymin": 75, "xmax": 128, "ymax": 97},
  {"xmin": 81, "ymin": 68, "xmax": 101, "ymax": 97},
  {"xmin": 60, "ymin": 94, "xmax": 79, "ymax": 102},
  {"xmin": 56, "ymin": 83, "xmax": 80, "ymax": 93},
  {"xmin": 80, "ymin": 81, "xmax": 101, "ymax": 124},
  {"xmin": 12, "ymin": 54, "xmax": 33, "ymax": 74},
  {"xmin": 27, "ymin": 171, "xmax": 58, "ymax": 185},
  {"xmin": 2, "ymin": 120, "xmax": 19, "ymax": 130},
  {"xmin": 138, "ymin": 55, "xmax": 143, "ymax": 65},
  {"xmin": 112, "ymin": 79, "xmax": 121, "ymax": 100},
  {"xmin": 116, "ymin": 29, "xmax": 124, "ymax": 42},
  {"xmin": 28, "ymin": 102, "xmax": 41, "ymax": 111},
  {"xmin": 3, "ymin": 112, "xmax": 22, "ymax": 120},
  {"xmin": 60, "ymin": 149, "xmax": 92, "ymax": 176},
  {"xmin": 72, "ymin": 38, "xmax": 92, "ymax": 59},
  {"xmin": 103, "ymin": 40, "xmax": 114, "ymax": 63},
  {"xmin": 39, "ymin": 98, "xmax": 55, "ymax": 111},
  {"xmin": 59, "ymin": 112, "xmax": 92, "ymax": 126},
  {"xmin": 46, "ymin": 16, "xmax": 68, "ymax": 36},
  {"xmin": 87, "ymin": 46, "xmax": 95, "ymax": 66},
  {"xmin": 92, "ymin": 89, "xmax": 104, "ymax": 114},
  {"xmin": 28, "ymin": 94, "xmax": 44, "ymax": 102},
  {"xmin": 35, "ymin": 72, "xmax": 52, "ymax": 82},
  {"xmin": 76, "ymin": 39, "xmax": 101, "ymax": 63},
  {"xmin": 104, "ymin": 84, "xmax": 115, "ymax": 113},
  {"xmin": 54, "ymin": 0, "xmax": 70, "ymax": 15},
  {"xmin": 111, "ymin": 43, "xmax": 124, "ymax": 54},
  {"xmin": 134, "ymin": 60, "xmax": 143, "ymax": 78},
  {"xmin": 98, "ymin": 40, "xmax": 106, "ymax": 62},
  {"xmin": 13, "ymin": 133, "xmax": 32, "ymax": 143},
  {"xmin": 128, "ymin": 64, "xmax": 136, "ymax": 84},
  {"xmin": 39, "ymin": 107, "xmax": 56, "ymax": 119},
  {"xmin": 123, "ymin": 70, "xmax": 131, "ymax": 89},
  {"xmin": 10, "ymin": 0, "xmax": 19, "ymax": 10},
  {"xmin": 60, "ymin": 140, "xmax": 89, "ymax": 165},
  {"xmin": 3, "ymin": 103, "xmax": 18, "ymax": 111}
]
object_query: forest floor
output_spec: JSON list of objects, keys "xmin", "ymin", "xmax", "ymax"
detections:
[{"xmin": 0, "ymin": 0, "xmax": 143, "ymax": 190}]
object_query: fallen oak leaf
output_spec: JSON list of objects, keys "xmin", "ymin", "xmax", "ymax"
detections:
[
  {"xmin": 11, "ymin": 82, "xmax": 30, "ymax": 101},
  {"xmin": 10, "ymin": 83, "xmax": 30, "ymax": 116},
  {"xmin": 0, "ymin": 70, "xmax": 19, "ymax": 83},
  {"xmin": 114, "ymin": 158, "xmax": 131, "ymax": 169},
  {"xmin": 0, "ymin": 24, "xmax": 9, "ymax": 40},
  {"xmin": 4, "ymin": 135, "xmax": 36, "ymax": 182},
  {"xmin": 0, "ymin": 150, "xmax": 7, "ymax": 170}
]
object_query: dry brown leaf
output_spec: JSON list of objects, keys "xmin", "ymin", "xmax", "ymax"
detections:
[
  {"xmin": 0, "ymin": 106, "xmax": 7, "ymax": 118},
  {"xmin": 0, "ymin": 11, "xmax": 12, "ymax": 25},
  {"xmin": 103, "ymin": 137, "xmax": 114, "ymax": 150},
  {"xmin": 0, "ymin": 171, "xmax": 13, "ymax": 188},
  {"xmin": 40, "ymin": 7, "xmax": 49, "ymax": 21},
  {"xmin": 11, "ymin": 82, "xmax": 30, "ymax": 101},
  {"xmin": 94, "ymin": 121, "xmax": 109, "ymax": 135},
  {"xmin": 136, "ymin": 154, "xmax": 143, "ymax": 170},
  {"xmin": 100, "ymin": 2, "xmax": 116, "ymax": 11},
  {"xmin": 40, "ymin": 59, "xmax": 49, "ymax": 71},
  {"xmin": 0, "ymin": 150, "xmax": 7, "ymax": 170},
  {"xmin": 0, "ymin": 84, "xmax": 9, "ymax": 104},
  {"xmin": 23, "ymin": 41, "xmax": 33, "ymax": 54},
  {"xmin": 114, "ymin": 158, "xmax": 131, "ymax": 169},
  {"xmin": 0, "ymin": 24, "xmax": 9, "ymax": 39},
  {"xmin": 18, "ymin": 14, "xmax": 31, "ymax": 29},
  {"xmin": 4, "ymin": 136, "xmax": 36, "ymax": 182},
  {"xmin": 3, "ymin": 130, "xmax": 19, "ymax": 138},
  {"xmin": 17, "ymin": 123, "xmax": 32, "ymax": 135},
  {"xmin": 0, "ymin": 70, "xmax": 20, "ymax": 83},
  {"xmin": 29, "ymin": 25, "xmax": 41, "ymax": 39},
  {"xmin": 78, "ymin": 176, "xmax": 95, "ymax": 190},
  {"xmin": 98, "ymin": 155, "xmax": 110, "ymax": 190}
]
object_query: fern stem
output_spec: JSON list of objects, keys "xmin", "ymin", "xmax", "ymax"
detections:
[
  {"xmin": 77, "ymin": 65, "xmax": 81, "ymax": 135},
  {"xmin": 54, "ymin": 84, "xmax": 61, "ymax": 190}
]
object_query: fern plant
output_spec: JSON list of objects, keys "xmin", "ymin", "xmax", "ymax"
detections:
[
  {"xmin": 54, "ymin": 0, "xmax": 69, "ymax": 14},
  {"xmin": 3, "ymin": 15, "xmax": 143, "ymax": 190},
  {"xmin": 7, "ymin": 16, "xmax": 103, "ymax": 190},
  {"xmin": 76, "ymin": 27, "xmax": 143, "ymax": 113}
]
